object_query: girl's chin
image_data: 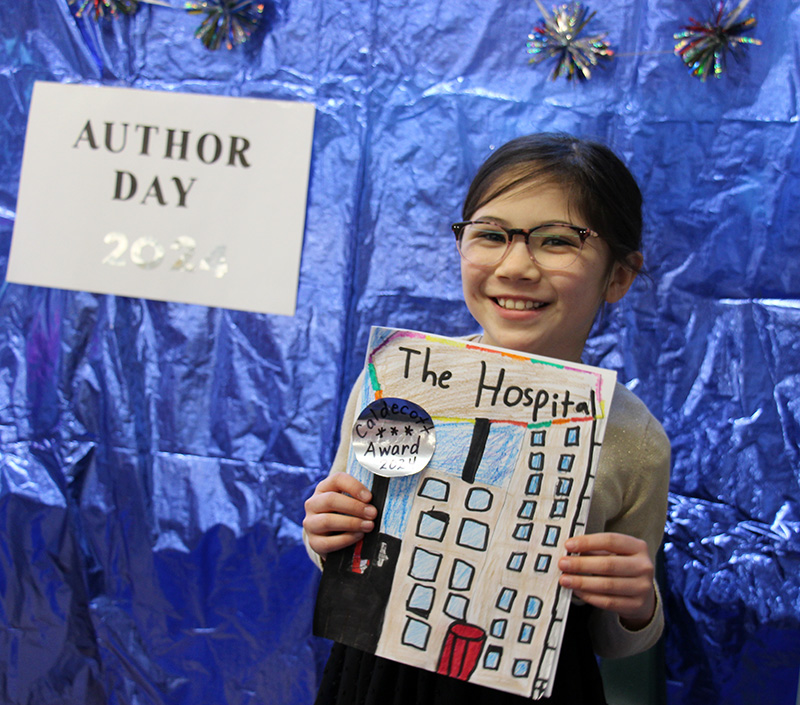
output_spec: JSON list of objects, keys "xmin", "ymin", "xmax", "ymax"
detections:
[{"xmin": 481, "ymin": 330, "xmax": 540, "ymax": 354}]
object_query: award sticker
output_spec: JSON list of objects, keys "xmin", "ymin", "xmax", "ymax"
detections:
[{"xmin": 352, "ymin": 397, "xmax": 436, "ymax": 477}]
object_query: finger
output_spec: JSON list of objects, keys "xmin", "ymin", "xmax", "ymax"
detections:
[
  {"xmin": 315, "ymin": 473, "xmax": 373, "ymax": 503},
  {"xmin": 568, "ymin": 588, "xmax": 650, "ymax": 618},
  {"xmin": 565, "ymin": 532, "xmax": 647, "ymax": 557},
  {"xmin": 303, "ymin": 509, "xmax": 375, "ymax": 537},
  {"xmin": 307, "ymin": 531, "xmax": 366, "ymax": 557},
  {"xmin": 559, "ymin": 553, "xmax": 652, "ymax": 579},
  {"xmin": 305, "ymin": 490, "xmax": 377, "ymax": 521},
  {"xmin": 303, "ymin": 501, "xmax": 375, "ymax": 558},
  {"xmin": 568, "ymin": 584, "xmax": 657, "ymax": 626},
  {"xmin": 559, "ymin": 573, "xmax": 652, "ymax": 598}
]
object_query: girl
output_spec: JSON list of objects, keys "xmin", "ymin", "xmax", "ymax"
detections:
[{"xmin": 303, "ymin": 133, "xmax": 670, "ymax": 704}]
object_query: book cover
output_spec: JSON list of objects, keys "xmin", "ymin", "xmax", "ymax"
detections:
[{"xmin": 314, "ymin": 327, "xmax": 617, "ymax": 699}]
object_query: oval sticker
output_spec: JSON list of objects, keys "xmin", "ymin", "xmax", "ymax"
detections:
[{"xmin": 351, "ymin": 397, "xmax": 436, "ymax": 477}]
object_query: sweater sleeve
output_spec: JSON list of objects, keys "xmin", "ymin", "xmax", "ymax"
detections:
[{"xmin": 585, "ymin": 384, "xmax": 672, "ymax": 659}]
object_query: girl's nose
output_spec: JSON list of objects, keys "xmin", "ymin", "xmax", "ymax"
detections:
[{"xmin": 495, "ymin": 237, "xmax": 542, "ymax": 280}]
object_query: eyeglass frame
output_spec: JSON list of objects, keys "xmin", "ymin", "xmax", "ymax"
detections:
[{"xmin": 451, "ymin": 220, "xmax": 600, "ymax": 269}]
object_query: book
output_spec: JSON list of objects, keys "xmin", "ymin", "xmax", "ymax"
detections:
[{"xmin": 314, "ymin": 327, "xmax": 617, "ymax": 699}]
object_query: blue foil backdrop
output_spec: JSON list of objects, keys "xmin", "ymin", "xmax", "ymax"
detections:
[{"xmin": 1, "ymin": 1, "xmax": 799, "ymax": 703}]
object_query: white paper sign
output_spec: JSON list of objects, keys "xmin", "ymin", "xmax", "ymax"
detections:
[{"xmin": 8, "ymin": 82, "xmax": 315, "ymax": 315}]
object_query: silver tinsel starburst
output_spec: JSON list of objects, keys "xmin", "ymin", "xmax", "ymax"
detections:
[{"xmin": 526, "ymin": 1, "xmax": 614, "ymax": 82}]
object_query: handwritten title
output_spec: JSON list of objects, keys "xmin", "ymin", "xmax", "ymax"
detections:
[{"xmin": 397, "ymin": 345, "xmax": 598, "ymax": 423}]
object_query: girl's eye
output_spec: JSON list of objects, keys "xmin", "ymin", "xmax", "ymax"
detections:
[
  {"xmin": 535, "ymin": 228, "xmax": 582, "ymax": 249},
  {"xmin": 466, "ymin": 226, "xmax": 507, "ymax": 244},
  {"xmin": 540, "ymin": 235, "xmax": 580, "ymax": 248}
]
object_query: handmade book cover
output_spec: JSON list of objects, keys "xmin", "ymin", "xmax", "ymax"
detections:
[{"xmin": 314, "ymin": 327, "xmax": 617, "ymax": 699}]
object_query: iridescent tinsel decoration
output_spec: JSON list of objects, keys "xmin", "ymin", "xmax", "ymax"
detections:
[
  {"xmin": 185, "ymin": 1, "xmax": 266, "ymax": 50},
  {"xmin": 526, "ymin": 1, "xmax": 614, "ymax": 82},
  {"xmin": 69, "ymin": 0, "xmax": 140, "ymax": 18},
  {"xmin": 674, "ymin": 0, "xmax": 762, "ymax": 81}
]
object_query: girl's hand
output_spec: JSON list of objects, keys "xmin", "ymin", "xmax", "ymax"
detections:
[
  {"xmin": 557, "ymin": 532, "xmax": 656, "ymax": 630},
  {"xmin": 303, "ymin": 473, "xmax": 377, "ymax": 559}
]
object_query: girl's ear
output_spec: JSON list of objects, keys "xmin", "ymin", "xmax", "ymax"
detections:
[{"xmin": 604, "ymin": 251, "xmax": 643, "ymax": 304}]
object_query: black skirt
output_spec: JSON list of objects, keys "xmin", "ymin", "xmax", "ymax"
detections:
[{"xmin": 315, "ymin": 604, "xmax": 606, "ymax": 705}]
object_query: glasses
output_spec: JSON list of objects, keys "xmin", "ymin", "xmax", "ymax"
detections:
[{"xmin": 452, "ymin": 220, "xmax": 599, "ymax": 270}]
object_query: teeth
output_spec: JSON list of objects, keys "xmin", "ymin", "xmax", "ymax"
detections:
[{"xmin": 497, "ymin": 298, "xmax": 543, "ymax": 311}]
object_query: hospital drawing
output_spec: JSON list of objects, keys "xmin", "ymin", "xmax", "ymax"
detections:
[{"xmin": 314, "ymin": 328, "xmax": 614, "ymax": 700}]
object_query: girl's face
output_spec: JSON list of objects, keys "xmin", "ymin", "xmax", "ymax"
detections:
[{"xmin": 460, "ymin": 182, "xmax": 638, "ymax": 362}]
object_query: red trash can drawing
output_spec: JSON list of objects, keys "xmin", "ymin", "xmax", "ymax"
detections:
[{"xmin": 437, "ymin": 622, "xmax": 486, "ymax": 680}]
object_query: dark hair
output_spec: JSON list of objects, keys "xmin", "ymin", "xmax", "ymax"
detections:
[{"xmin": 462, "ymin": 133, "xmax": 643, "ymax": 271}]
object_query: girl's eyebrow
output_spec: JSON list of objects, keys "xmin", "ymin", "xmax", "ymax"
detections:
[{"xmin": 473, "ymin": 216, "xmax": 581, "ymax": 228}]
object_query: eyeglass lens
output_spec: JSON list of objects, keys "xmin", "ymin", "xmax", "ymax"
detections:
[{"xmin": 458, "ymin": 223, "xmax": 585, "ymax": 268}]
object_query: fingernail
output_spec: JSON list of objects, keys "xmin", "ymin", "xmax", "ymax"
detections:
[
  {"xmin": 560, "ymin": 576, "xmax": 573, "ymax": 588},
  {"xmin": 360, "ymin": 521, "xmax": 374, "ymax": 532},
  {"xmin": 359, "ymin": 490, "xmax": 372, "ymax": 502},
  {"xmin": 364, "ymin": 506, "xmax": 378, "ymax": 519},
  {"xmin": 565, "ymin": 539, "xmax": 576, "ymax": 551}
]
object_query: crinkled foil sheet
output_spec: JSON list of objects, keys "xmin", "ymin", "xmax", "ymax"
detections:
[{"xmin": 0, "ymin": 1, "xmax": 799, "ymax": 703}]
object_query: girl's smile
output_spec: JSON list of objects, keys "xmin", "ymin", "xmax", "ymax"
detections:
[
  {"xmin": 494, "ymin": 297, "xmax": 548, "ymax": 311},
  {"xmin": 460, "ymin": 183, "xmax": 638, "ymax": 362}
]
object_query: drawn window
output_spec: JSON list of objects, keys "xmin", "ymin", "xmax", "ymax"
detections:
[
  {"xmin": 543, "ymin": 525, "xmax": 560, "ymax": 547},
  {"xmin": 528, "ymin": 452, "xmax": 544, "ymax": 470},
  {"xmin": 484, "ymin": 646, "xmax": 502, "ymax": 670},
  {"xmin": 513, "ymin": 659, "xmax": 531, "ymax": 678},
  {"xmin": 465, "ymin": 487, "xmax": 493, "ymax": 512},
  {"xmin": 409, "ymin": 547, "xmax": 442, "ymax": 581},
  {"xmin": 449, "ymin": 559, "xmax": 475, "ymax": 591},
  {"xmin": 518, "ymin": 500, "xmax": 536, "ymax": 520},
  {"xmin": 518, "ymin": 623, "xmax": 534, "ymax": 643},
  {"xmin": 534, "ymin": 554, "xmax": 552, "ymax": 573},
  {"xmin": 457, "ymin": 518, "xmax": 489, "ymax": 551},
  {"xmin": 402, "ymin": 617, "xmax": 431, "ymax": 650},
  {"xmin": 558, "ymin": 454, "xmax": 575, "ymax": 472},
  {"xmin": 497, "ymin": 587, "xmax": 517, "ymax": 612},
  {"xmin": 507, "ymin": 552, "xmax": 526, "ymax": 572},
  {"xmin": 542, "ymin": 526, "xmax": 561, "ymax": 546},
  {"xmin": 490, "ymin": 619, "xmax": 507, "ymax": 638},
  {"xmin": 419, "ymin": 478, "xmax": 449, "ymax": 501},
  {"xmin": 530, "ymin": 430, "xmax": 546, "ymax": 446},
  {"xmin": 444, "ymin": 593, "xmax": 468, "ymax": 621},
  {"xmin": 407, "ymin": 584, "xmax": 435, "ymax": 618},
  {"xmin": 416, "ymin": 510, "xmax": 449, "ymax": 542},
  {"xmin": 513, "ymin": 523, "xmax": 532, "ymax": 541},
  {"xmin": 526, "ymin": 474, "xmax": 543, "ymax": 495},
  {"xmin": 556, "ymin": 477, "xmax": 573, "ymax": 496},
  {"xmin": 550, "ymin": 499, "xmax": 568, "ymax": 518},
  {"xmin": 524, "ymin": 596, "xmax": 543, "ymax": 619},
  {"xmin": 565, "ymin": 426, "xmax": 580, "ymax": 446}
]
